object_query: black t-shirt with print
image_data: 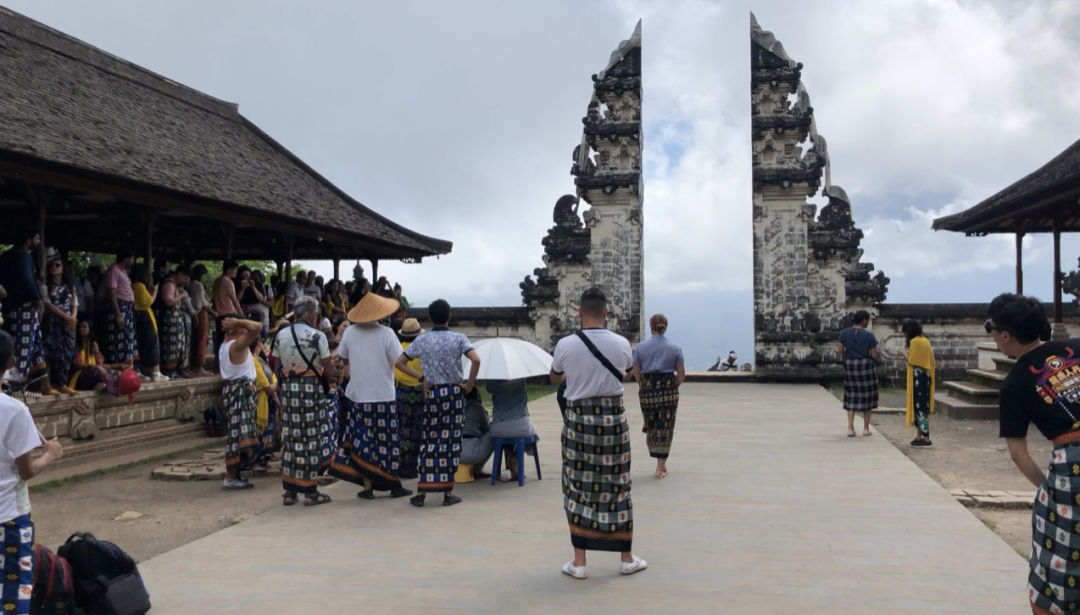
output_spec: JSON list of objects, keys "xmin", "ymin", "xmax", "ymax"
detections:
[{"xmin": 999, "ymin": 339, "xmax": 1080, "ymax": 440}]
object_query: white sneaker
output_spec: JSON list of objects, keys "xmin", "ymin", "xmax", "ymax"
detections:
[
  {"xmin": 151, "ymin": 372, "xmax": 170, "ymax": 383},
  {"xmin": 620, "ymin": 556, "xmax": 647, "ymax": 576},
  {"xmin": 561, "ymin": 561, "xmax": 586, "ymax": 580}
]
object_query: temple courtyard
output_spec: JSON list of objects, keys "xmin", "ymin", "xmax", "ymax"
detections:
[{"xmin": 132, "ymin": 383, "xmax": 1027, "ymax": 614}]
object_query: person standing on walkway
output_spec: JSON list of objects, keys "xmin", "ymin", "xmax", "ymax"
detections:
[
  {"xmin": 895, "ymin": 319, "xmax": 935, "ymax": 448},
  {"xmin": 632, "ymin": 313, "xmax": 685, "ymax": 478},
  {"xmin": 394, "ymin": 299, "xmax": 480, "ymax": 508},
  {"xmin": 986, "ymin": 293, "xmax": 1079, "ymax": 615},
  {"xmin": 393, "ymin": 318, "xmax": 425, "ymax": 479},
  {"xmin": 0, "ymin": 230, "xmax": 56, "ymax": 395},
  {"xmin": 42, "ymin": 254, "xmax": 78, "ymax": 395},
  {"xmin": 212, "ymin": 260, "xmax": 244, "ymax": 366},
  {"xmin": 271, "ymin": 297, "xmax": 334, "ymax": 506},
  {"xmin": 188, "ymin": 265, "xmax": 215, "ymax": 376},
  {"xmin": 0, "ymin": 331, "xmax": 63, "ymax": 615},
  {"xmin": 102, "ymin": 248, "xmax": 137, "ymax": 368},
  {"xmin": 330, "ymin": 293, "xmax": 420, "ymax": 500},
  {"xmin": 551, "ymin": 287, "xmax": 646, "ymax": 580},
  {"xmin": 218, "ymin": 315, "xmax": 262, "ymax": 491},
  {"xmin": 837, "ymin": 310, "xmax": 879, "ymax": 437}
]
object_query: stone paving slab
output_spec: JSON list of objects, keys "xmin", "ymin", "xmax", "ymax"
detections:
[{"xmin": 137, "ymin": 383, "xmax": 1028, "ymax": 613}]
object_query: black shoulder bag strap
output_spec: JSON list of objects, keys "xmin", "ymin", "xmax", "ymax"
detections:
[
  {"xmin": 575, "ymin": 330, "xmax": 626, "ymax": 383},
  {"xmin": 289, "ymin": 324, "xmax": 331, "ymax": 396}
]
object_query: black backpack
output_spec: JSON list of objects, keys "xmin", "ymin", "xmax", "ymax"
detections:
[
  {"xmin": 57, "ymin": 533, "xmax": 150, "ymax": 615},
  {"xmin": 203, "ymin": 405, "xmax": 228, "ymax": 437},
  {"xmin": 31, "ymin": 543, "xmax": 79, "ymax": 615}
]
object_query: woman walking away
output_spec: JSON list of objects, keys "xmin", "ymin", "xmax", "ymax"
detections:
[
  {"xmin": 43, "ymin": 255, "xmax": 78, "ymax": 395},
  {"xmin": 896, "ymin": 319, "xmax": 935, "ymax": 448},
  {"xmin": 131, "ymin": 263, "xmax": 168, "ymax": 383},
  {"xmin": 218, "ymin": 316, "xmax": 263, "ymax": 491},
  {"xmin": 987, "ymin": 294, "xmax": 1074, "ymax": 615},
  {"xmin": 837, "ymin": 310, "xmax": 879, "ymax": 437},
  {"xmin": 631, "ymin": 313, "xmax": 685, "ymax": 478}
]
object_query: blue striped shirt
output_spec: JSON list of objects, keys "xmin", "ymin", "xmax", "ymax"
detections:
[{"xmin": 632, "ymin": 334, "xmax": 684, "ymax": 374}]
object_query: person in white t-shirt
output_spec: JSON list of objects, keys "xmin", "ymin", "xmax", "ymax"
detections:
[
  {"xmin": 0, "ymin": 331, "xmax": 62, "ymax": 615},
  {"xmin": 330, "ymin": 294, "xmax": 422, "ymax": 501},
  {"xmin": 550, "ymin": 287, "xmax": 646, "ymax": 580}
]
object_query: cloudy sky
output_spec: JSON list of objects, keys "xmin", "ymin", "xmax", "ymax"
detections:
[{"xmin": 7, "ymin": 0, "xmax": 1080, "ymax": 368}]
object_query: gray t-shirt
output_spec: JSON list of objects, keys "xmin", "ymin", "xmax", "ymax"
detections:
[
  {"xmin": 271, "ymin": 322, "xmax": 330, "ymax": 376},
  {"xmin": 462, "ymin": 400, "xmax": 490, "ymax": 440},
  {"xmin": 838, "ymin": 327, "xmax": 878, "ymax": 360}
]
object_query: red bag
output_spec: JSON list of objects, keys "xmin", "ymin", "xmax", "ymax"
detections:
[{"xmin": 118, "ymin": 369, "xmax": 141, "ymax": 406}]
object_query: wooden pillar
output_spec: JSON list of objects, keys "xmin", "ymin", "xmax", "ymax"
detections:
[
  {"xmin": 275, "ymin": 260, "xmax": 284, "ymax": 281},
  {"xmin": 284, "ymin": 236, "xmax": 294, "ymax": 283},
  {"xmin": 144, "ymin": 210, "xmax": 157, "ymax": 266},
  {"xmin": 223, "ymin": 223, "xmax": 235, "ymax": 261},
  {"xmin": 1054, "ymin": 220, "xmax": 1063, "ymax": 325},
  {"xmin": 333, "ymin": 259, "xmax": 340, "ymax": 281},
  {"xmin": 1015, "ymin": 231, "xmax": 1025, "ymax": 295},
  {"xmin": 371, "ymin": 258, "xmax": 379, "ymax": 282},
  {"xmin": 36, "ymin": 195, "xmax": 46, "ymax": 282}
]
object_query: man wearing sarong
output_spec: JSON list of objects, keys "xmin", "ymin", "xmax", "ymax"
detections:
[
  {"xmin": 218, "ymin": 316, "xmax": 262, "ymax": 491},
  {"xmin": 0, "ymin": 331, "xmax": 62, "ymax": 615},
  {"xmin": 837, "ymin": 310, "xmax": 880, "ymax": 438},
  {"xmin": 0, "ymin": 229, "xmax": 56, "ymax": 394},
  {"xmin": 550, "ymin": 287, "xmax": 647, "ymax": 580},
  {"xmin": 103, "ymin": 248, "xmax": 137, "ymax": 367},
  {"xmin": 394, "ymin": 299, "xmax": 480, "ymax": 508},
  {"xmin": 330, "ymin": 293, "xmax": 421, "ymax": 500},
  {"xmin": 989, "ymin": 293, "xmax": 1080, "ymax": 615},
  {"xmin": 270, "ymin": 297, "xmax": 334, "ymax": 506}
]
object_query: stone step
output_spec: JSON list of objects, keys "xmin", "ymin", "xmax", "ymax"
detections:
[
  {"xmin": 992, "ymin": 356, "xmax": 1017, "ymax": 371},
  {"xmin": 936, "ymin": 394, "xmax": 999, "ymax": 421},
  {"xmin": 966, "ymin": 368, "xmax": 1008, "ymax": 389},
  {"xmin": 942, "ymin": 380, "xmax": 1000, "ymax": 405},
  {"xmin": 44, "ymin": 421, "xmax": 210, "ymax": 474},
  {"xmin": 976, "ymin": 342, "xmax": 999, "ymax": 352}
]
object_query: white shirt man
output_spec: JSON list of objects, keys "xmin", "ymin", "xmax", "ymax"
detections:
[
  {"xmin": 337, "ymin": 322, "xmax": 402, "ymax": 403},
  {"xmin": 551, "ymin": 329, "xmax": 633, "ymax": 401}
]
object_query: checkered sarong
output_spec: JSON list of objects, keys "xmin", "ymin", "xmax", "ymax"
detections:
[
  {"xmin": 843, "ymin": 358, "xmax": 879, "ymax": 412},
  {"xmin": 563, "ymin": 395, "xmax": 633, "ymax": 553},
  {"xmin": 280, "ymin": 375, "xmax": 326, "ymax": 494},
  {"xmin": 320, "ymin": 388, "xmax": 340, "ymax": 473},
  {"xmin": 158, "ymin": 304, "xmax": 187, "ymax": 370},
  {"xmin": 639, "ymin": 372, "xmax": 679, "ymax": 459},
  {"xmin": 106, "ymin": 300, "xmax": 135, "ymax": 364},
  {"xmin": 3, "ymin": 303, "xmax": 45, "ymax": 379},
  {"xmin": 1, "ymin": 514, "xmax": 33, "ymax": 615},
  {"xmin": 396, "ymin": 383, "xmax": 425, "ymax": 479},
  {"xmin": 223, "ymin": 378, "xmax": 258, "ymax": 475},
  {"xmin": 1030, "ymin": 438, "xmax": 1080, "ymax": 614},
  {"xmin": 417, "ymin": 385, "xmax": 464, "ymax": 493},
  {"xmin": 329, "ymin": 399, "xmax": 403, "ymax": 491}
]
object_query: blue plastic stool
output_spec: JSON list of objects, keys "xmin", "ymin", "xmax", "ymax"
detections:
[{"xmin": 490, "ymin": 434, "xmax": 541, "ymax": 486}]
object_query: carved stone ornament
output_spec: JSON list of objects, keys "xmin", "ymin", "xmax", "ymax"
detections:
[
  {"xmin": 175, "ymin": 386, "xmax": 198, "ymax": 421},
  {"xmin": 1063, "ymin": 258, "xmax": 1080, "ymax": 301},
  {"xmin": 71, "ymin": 417, "xmax": 98, "ymax": 441},
  {"xmin": 73, "ymin": 396, "xmax": 95, "ymax": 416}
]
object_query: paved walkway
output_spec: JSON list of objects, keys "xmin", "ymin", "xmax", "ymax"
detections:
[{"xmin": 139, "ymin": 383, "xmax": 1028, "ymax": 614}]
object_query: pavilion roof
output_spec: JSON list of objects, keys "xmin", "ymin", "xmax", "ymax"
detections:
[
  {"xmin": 0, "ymin": 6, "xmax": 451, "ymax": 261},
  {"xmin": 932, "ymin": 137, "xmax": 1080, "ymax": 235}
]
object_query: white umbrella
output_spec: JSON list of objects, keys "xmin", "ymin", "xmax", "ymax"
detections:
[{"xmin": 462, "ymin": 338, "xmax": 553, "ymax": 381}]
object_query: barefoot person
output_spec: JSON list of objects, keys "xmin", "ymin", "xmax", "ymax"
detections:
[
  {"xmin": 551, "ymin": 287, "xmax": 646, "ymax": 580},
  {"xmin": 631, "ymin": 313, "xmax": 685, "ymax": 478},
  {"xmin": 330, "ymin": 293, "xmax": 421, "ymax": 500},
  {"xmin": 837, "ymin": 310, "xmax": 879, "ymax": 437},
  {"xmin": 394, "ymin": 299, "xmax": 480, "ymax": 508},
  {"xmin": 218, "ymin": 315, "xmax": 262, "ymax": 491},
  {"xmin": 989, "ymin": 294, "xmax": 1077, "ymax": 615},
  {"xmin": 0, "ymin": 331, "xmax": 62, "ymax": 615}
]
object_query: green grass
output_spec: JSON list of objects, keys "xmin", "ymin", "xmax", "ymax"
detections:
[
  {"xmin": 475, "ymin": 382, "xmax": 559, "ymax": 410},
  {"xmin": 29, "ymin": 440, "xmax": 222, "ymax": 494}
]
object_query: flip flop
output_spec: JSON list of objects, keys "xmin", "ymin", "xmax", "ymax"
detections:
[{"xmin": 304, "ymin": 493, "xmax": 332, "ymax": 506}]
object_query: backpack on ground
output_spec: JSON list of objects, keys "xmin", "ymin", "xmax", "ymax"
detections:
[
  {"xmin": 31, "ymin": 543, "xmax": 78, "ymax": 615},
  {"xmin": 57, "ymin": 533, "xmax": 150, "ymax": 615},
  {"xmin": 203, "ymin": 405, "xmax": 228, "ymax": 437}
]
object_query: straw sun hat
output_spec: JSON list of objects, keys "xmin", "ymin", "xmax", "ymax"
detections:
[
  {"xmin": 398, "ymin": 318, "xmax": 424, "ymax": 338},
  {"xmin": 347, "ymin": 293, "xmax": 400, "ymax": 324}
]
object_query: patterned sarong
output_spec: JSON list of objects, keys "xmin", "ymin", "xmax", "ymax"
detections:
[
  {"xmin": 396, "ymin": 383, "xmax": 425, "ymax": 479},
  {"xmin": 223, "ymin": 378, "xmax": 258, "ymax": 475},
  {"xmin": 639, "ymin": 372, "xmax": 679, "ymax": 459},
  {"xmin": 320, "ymin": 388, "xmax": 340, "ymax": 473},
  {"xmin": 159, "ymin": 305, "xmax": 187, "ymax": 370},
  {"xmin": 3, "ymin": 304, "xmax": 45, "ymax": 380},
  {"xmin": 563, "ymin": 395, "xmax": 633, "ymax": 552},
  {"xmin": 417, "ymin": 385, "xmax": 465, "ymax": 493},
  {"xmin": 105, "ymin": 300, "xmax": 136, "ymax": 365},
  {"xmin": 843, "ymin": 358, "xmax": 879, "ymax": 412},
  {"xmin": 912, "ymin": 366, "xmax": 931, "ymax": 438},
  {"xmin": 280, "ymin": 375, "xmax": 326, "ymax": 494},
  {"xmin": 1030, "ymin": 432, "xmax": 1080, "ymax": 614},
  {"xmin": 1, "ymin": 515, "xmax": 32, "ymax": 615},
  {"xmin": 330, "ymin": 399, "xmax": 403, "ymax": 491}
]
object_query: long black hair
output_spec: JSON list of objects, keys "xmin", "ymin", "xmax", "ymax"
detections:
[{"xmin": 901, "ymin": 319, "xmax": 924, "ymax": 347}]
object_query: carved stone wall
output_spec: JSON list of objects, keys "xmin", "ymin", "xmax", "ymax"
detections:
[
  {"xmin": 520, "ymin": 21, "xmax": 645, "ymax": 350},
  {"xmin": 751, "ymin": 14, "xmax": 889, "ymax": 380}
]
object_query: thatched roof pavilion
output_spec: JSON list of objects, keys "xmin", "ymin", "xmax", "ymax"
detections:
[{"xmin": 0, "ymin": 6, "xmax": 450, "ymax": 274}]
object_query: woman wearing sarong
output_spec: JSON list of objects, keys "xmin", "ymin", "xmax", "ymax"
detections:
[
  {"xmin": 394, "ymin": 318, "xmax": 425, "ymax": 479},
  {"xmin": 250, "ymin": 336, "xmax": 278, "ymax": 474},
  {"xmin": 837, "ymin": 310, "xmax": 879, "ymax": 437},
  {"xmin": 270, "ymin": 297, "xmax": 334, "ymax": 506},
  {"xmin": 218, "ymin": 316, "xmax": 262, "ymax": 491},
  {"xmin": 157, "ymin": 271, "xmax": 190, "ymax": 378},
  {"xmin": 632, "ymin": 314, "xmax": 685, "ymax": 478},
  {"xmin": 987, "ymin": 293, "xmax": 1076, "ymax": 615},
  {"xmin": 130, "ymin": 263, "xmax": 168, "ymax": 383},
  {"xmin": 550, "ymin": 287, "xmax": 646, "ymax": 579},
  {"xmin": 330, "ymin": 294, "xmax": 420, "ymax": 499},
  {"xmin": 896, "ymin": 319, "xmax": 935, "ymax": 448},
  {"xmin": 43, "ymin": 255, "xmax": 78, "ymax": 394}
]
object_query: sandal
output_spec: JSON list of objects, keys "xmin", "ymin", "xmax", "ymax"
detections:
[
  {"xmin": 304, "ymin": 493, "xmax": 332, "ymax": 506},
  {"xmin": 251, "ymin": 464, "xmax": 269, "ymax": 477},
  {"xmin": 410, "ymin": 494, "xmax": 426, "ymax": 508},
  {"xmin": 357, "ymin": 490, "xmax": 375, "ymax": 500},
  {"xmin": 283, "ymin": 492, "xmax": 298, "ymax": 506},
  {"xmin": 442, "ymin": 495, "xmax": 462, "ymax": 507}
]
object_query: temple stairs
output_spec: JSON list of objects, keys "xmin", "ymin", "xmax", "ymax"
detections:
[{"xmin": 935, "ymin": 342, "xmax": 1009, "ymax": 420}]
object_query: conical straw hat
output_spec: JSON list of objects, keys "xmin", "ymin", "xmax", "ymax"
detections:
[{"xmin": 347, "ymin": 293, "xmax": 400, "ymax": 324}]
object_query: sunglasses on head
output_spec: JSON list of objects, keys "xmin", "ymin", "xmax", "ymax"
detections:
[{"xmin": 984, "ymin": 319, "xmax": 1007, "ymax": 335}]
